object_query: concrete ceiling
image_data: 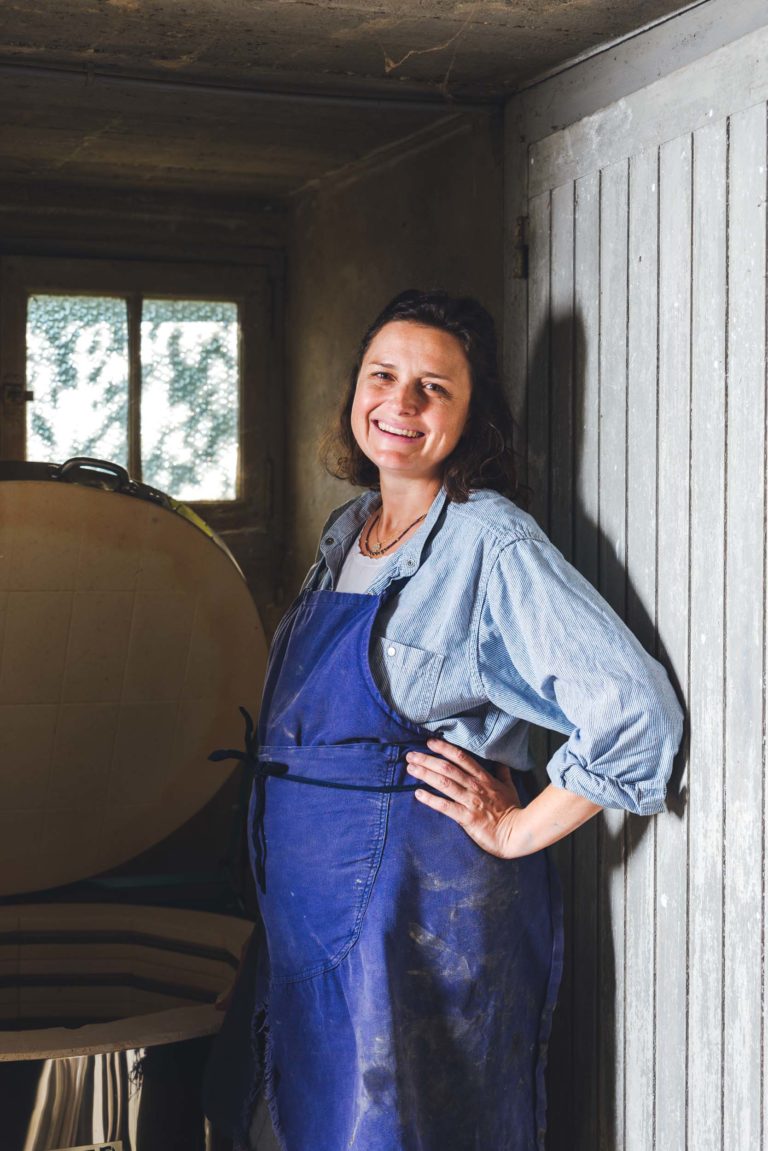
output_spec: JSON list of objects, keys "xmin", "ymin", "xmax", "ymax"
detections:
[{"xmin": 0, "ymin": 0, "xmax": 692, "ymax": 202}]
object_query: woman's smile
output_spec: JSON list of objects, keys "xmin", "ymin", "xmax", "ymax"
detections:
[{"xmin": 373, "ymin": 418, "xmax": 424, "ymax": 440}]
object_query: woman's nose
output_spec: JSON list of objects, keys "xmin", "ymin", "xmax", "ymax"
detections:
[{"xmin": 393, "ymin": 381, "xmax": 421, "ymax": 412}]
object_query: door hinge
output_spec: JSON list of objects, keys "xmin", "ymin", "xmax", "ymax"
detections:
[{"xmin": 510, "ymin": 216, "xmax": 529, "ymax": 280}]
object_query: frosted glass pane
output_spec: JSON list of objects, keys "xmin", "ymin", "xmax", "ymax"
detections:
[
  {"xmin": 26, "ymin": 295, "xmax": 129, "ymax": 466},
  {"xmin": 140, "ymin": 299, "xmax": 239, "ymax": 501}
]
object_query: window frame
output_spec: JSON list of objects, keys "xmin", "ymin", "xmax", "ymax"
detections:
[{"xmin": 0, "ymin": 255, "xmax": 277, "ymax": 534}]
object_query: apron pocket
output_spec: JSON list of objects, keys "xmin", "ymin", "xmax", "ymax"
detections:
[{"xmin": 256, "ymin": 743, "xmax": 394, "ymax": 984}]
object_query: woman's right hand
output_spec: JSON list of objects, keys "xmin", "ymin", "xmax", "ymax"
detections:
[
  {"xmin": 405, "ymin": 738, "xmax": 525, "ymax": 858},
  {"xmin": 406, "ymin": 737, "xmax": 603, "ymax": 857}
]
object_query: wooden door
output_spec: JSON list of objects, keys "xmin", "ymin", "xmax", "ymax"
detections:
[{"xmin": 506, "ymin": 17, "xmax": 768, "ymax": 1151}]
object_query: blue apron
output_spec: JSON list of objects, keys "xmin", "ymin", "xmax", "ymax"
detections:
[{"xmin": 205, "ymin": 579, "xmax": 563, "ymax": 1151}]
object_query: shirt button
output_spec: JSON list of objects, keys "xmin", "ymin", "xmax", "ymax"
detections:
[
  {"xmin": 405, "ymin": 559, "xmax": 415, "ymax": 568},
  {"xmin": 324, "ymin": 536, "xmax": 334, "ymax": 545},
  {"xmin": 387, "ymin": 645, "xmax": 396, "ymax": 657}
]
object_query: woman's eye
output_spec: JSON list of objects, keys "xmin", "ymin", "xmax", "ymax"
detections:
[
  {"xmin": 423, "ymin": 381, "xmax": 447, "ymax": 395},
  {"xmin": 372, "ymin": 371, "xmax": 393, "ymax": 381}
]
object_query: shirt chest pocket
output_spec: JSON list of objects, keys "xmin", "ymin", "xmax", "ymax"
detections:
[{"xmin": 369, "ymin": 636, "xmax": 445, "ymax": 725}]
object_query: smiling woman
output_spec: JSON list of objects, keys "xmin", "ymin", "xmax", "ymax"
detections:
[{"xmin": 205, "ymin": 289, "xmax": 683, "ymax": 1151}]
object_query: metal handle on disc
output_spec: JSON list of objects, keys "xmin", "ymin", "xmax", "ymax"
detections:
[{"xmin": 58, "ymin": 457, "xmax": 131, "ymax": 492}]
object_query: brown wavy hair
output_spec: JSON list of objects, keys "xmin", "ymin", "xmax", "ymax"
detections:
[{"xmin": 320, "ymin": 289, "xmax": 518, "ymax": 503}]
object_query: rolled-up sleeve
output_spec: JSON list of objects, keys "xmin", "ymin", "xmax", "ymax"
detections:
[{"xmin": 476, "ymin": 538, "xmax": 684, "ymax": 815}]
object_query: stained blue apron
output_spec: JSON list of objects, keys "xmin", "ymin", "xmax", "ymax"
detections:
[{"xmin": 205, "ymin": 579, "xmax": 563, "ymax": 1151}]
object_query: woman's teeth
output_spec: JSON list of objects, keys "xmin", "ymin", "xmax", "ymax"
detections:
[{"xmin": 376, "ymin": 420, "xmax": 423, "ymax": 439}]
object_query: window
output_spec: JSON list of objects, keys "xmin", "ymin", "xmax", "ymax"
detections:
[{"xmin": 0, "ymin": 257, "xmax": 277, "ymax": 528}]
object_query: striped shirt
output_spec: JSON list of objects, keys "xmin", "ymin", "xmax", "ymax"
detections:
[{"xmin": 303, "ymin": 486, "xmax": 683, "ymax": 816}]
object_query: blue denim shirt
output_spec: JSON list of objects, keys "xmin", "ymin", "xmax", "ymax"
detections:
[{"xmin": 303, "ymin": 487, "xmax": 683, "ymax": 816}]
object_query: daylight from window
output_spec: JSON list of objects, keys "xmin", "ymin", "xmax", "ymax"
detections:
[
  {"xmin": 141, "ymin": 299, "xmax": 239, "ymax": 501},
  {"xmin": 26, "ymin": 294, "xmax": 240, "ymax": 501},
  {"xmin": 27, "ymin": 294, "xmax": 130, "ymax": 467}
]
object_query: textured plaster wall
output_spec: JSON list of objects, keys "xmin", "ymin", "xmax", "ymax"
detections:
[{"xmin": 283, "ymin": 113, "xmax": 504, "ymax": 595}]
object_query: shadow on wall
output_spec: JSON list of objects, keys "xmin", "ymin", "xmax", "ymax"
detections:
[{"xmin": 524, "ymin": 314, "xmax": 688, "ymax": 1151}]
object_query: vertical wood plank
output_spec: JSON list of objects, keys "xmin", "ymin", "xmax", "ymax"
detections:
[
  {"xmin": 687, "ymin": 115, "xmax": 727, "ymax": 1151},
  {"xmin": 526, "ymin": 195, "xmax": 555, "ymax": 1078},
  {"xmin": 762, "ymin": 102, "xmax": 768, "ymax": 1151},
  {"xmin": 527, "ymin": 191, "xmax": 551, "ymax": 533},
  {"xmin": 723, "ymin": 100, "xmax": 766, "ymax": 1151},
  {"xmin": 503, "ymin": 99, "xmax": 532, "ymax": 489},
  {"xmin": 598, "ymin": 160, "xmax": 629, "ymax": 622},
  {"xmin": 655, "ymin": 132, "xmax": 692, "ymax": 1151},
  {"xmin": 571, "ymin": 167, "xmax": 601, "ymax": 1151},
  {"xmin": 526, "ymin": 190, "xmax": 553, "ymax": 772},
  {"xmin": 546, "ymin": 180, "xmax": 576, "ymax": 1146},
  {"xmin": 624, "ymin": 144, "xmax": 659, "ymax": 1151},
  {"xmin": 549, "ymin": 182, "xmax": 575, "ymax": 561},
  {"xmin": 573, "ymin": 171, "xmax": 600, "ymax": 587},
  {"xmin": 597, "ymin": 157, "xmax": 628, "ymax": 1150}
]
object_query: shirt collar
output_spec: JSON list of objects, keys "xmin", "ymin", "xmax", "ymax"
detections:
[{"xmin": 318, "ymin": 486, "xmax": 449, "ymax": 592}]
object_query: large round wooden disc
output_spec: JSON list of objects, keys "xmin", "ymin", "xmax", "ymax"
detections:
[{"xmin": 0, "ymin": 480, "xmax": 268, "ymax": 895}]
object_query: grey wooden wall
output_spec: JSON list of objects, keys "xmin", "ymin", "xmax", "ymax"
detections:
[{"xmin": 506, "ymin": 17, "xmax": 768, "ymax": 1151}]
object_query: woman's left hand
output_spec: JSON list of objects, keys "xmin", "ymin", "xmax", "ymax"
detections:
[{"xmin": 406, "ymin": 738, "xmax": 523, "ymax": 859}]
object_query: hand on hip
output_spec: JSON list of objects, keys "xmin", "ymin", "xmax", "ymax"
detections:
[{"xmin": 406, "ymin": 738, "xmax": 523, "ymax": 858}]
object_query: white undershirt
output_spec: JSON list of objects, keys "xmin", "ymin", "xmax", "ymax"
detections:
[{"xmin": 335, "ymin": 530, "xmax": 391, "ymax": 593}]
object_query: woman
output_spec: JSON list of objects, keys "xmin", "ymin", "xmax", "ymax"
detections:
[{"xmin": 206, "ymin": 290, "xmax": 683, "ymax": 1151}]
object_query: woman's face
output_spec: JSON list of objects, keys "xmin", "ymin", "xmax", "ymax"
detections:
[{"xmin": 351, "ymin": 321, "xmax": 472, "ymax": 486}]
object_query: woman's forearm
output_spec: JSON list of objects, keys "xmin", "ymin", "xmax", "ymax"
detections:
[{"xmin": 506, "ymin": 783, "xmax": 602, "ymax": 857}]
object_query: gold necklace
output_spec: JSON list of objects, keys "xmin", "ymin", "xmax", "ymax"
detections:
[{"xmin": 363, "ymin": 510, "xmax": 427, "ymax": 556}]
